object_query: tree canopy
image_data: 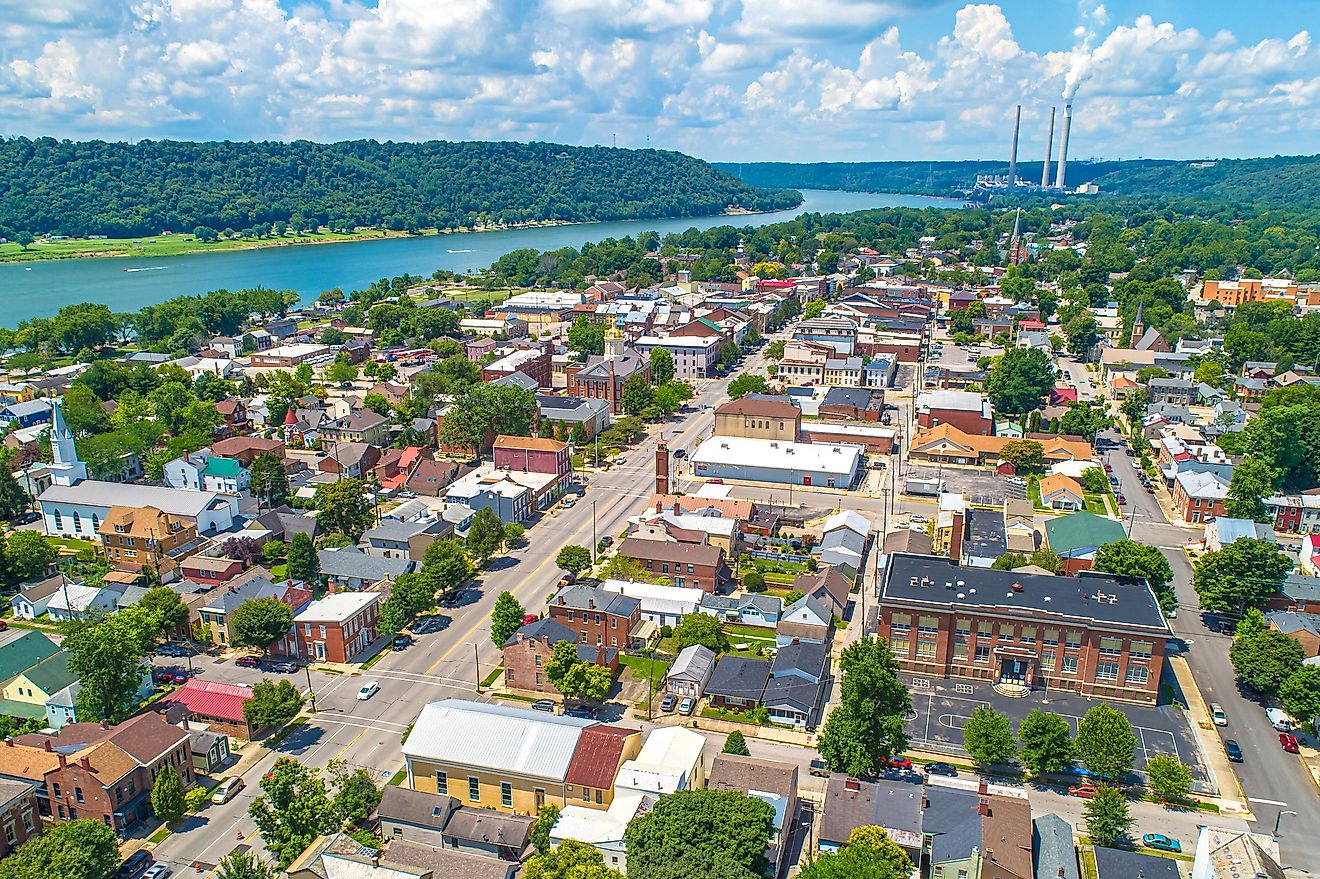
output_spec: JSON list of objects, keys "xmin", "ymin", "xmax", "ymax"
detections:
[
  {"xmin": 623, "ymin": 789, "xmax": 776, "ymax": 879},
  {"xmin": 818, "ymin": 637, "xmax": 912, "ymax": 777}
]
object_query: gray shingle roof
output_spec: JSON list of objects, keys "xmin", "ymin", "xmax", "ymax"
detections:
[
  {"xmin": 316, "ymin": 547, "xmax": 414, "ymax": 580},
  {"xmin": 1033, "ymin": 814, "xmax": 1079, "ymax": 879},
  {"xmin": 549, "ymin": 583, "xmax": 639, "ymax": 617},
  {"xmin": 705, "ymin": 656, "xmax": 770, "ymax": 701}
]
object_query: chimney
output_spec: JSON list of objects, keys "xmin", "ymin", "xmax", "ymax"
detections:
[
  {"xmin": 57, "ymin": 754, "xmax": 66, "ymax": 767},
  {"xmin": 978, "ymin": 780, "xmax": 988, "ymax": 795},
  {"xmin": 43, "ymin": 740, "xmax": 52, "ymax": 752},
  {"xmin": 948, "ymin": 510, "xmax": 965, "ymax": 562},
  {"xmin": 587, "ymin": 598, "xmax": 595, "ymax": 610},
  {"xmin": 655, "ymin": 501, "xmax": 662, "ymax": 514},
  {"xmin": 80, "ymin": 756, "xmax": 91, "ymax": 770},
  {"xmin": 1007, "ymin": 104, "xmax": 1021, "ymax": 187},
  {"xmin": 844, "ymin": 778, "xmax": 860, "ymax": 792},
  {"xmin": 655, "ymin": 440, "xmax": 671, "ymax": 495},
  {"xmin": 1041, "ymin": 107, "xmax": 1055, "ymax": 188},
  {"xmin": 1055, "ymin": 102, "xmax": 1073, "ymax": 190},
  {"xmin": 978, "ymin": 798, "xmax": 990, "ymax": 816}
]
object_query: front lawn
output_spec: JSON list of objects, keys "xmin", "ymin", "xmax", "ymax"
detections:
[{"xmin": 620, "ymin": 654, "xmax": 671, "ymax": 687}]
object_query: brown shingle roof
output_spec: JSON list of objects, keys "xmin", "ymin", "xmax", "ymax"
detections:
[
  {"xmin": 981, "ymin": 794, "xmax": 1033, "ymax": 879},
  {"xmin": 715, "ymin": 396, "xmax": 800, "ymax": 420},
  {"xmin": 564, "ymin": 725, "xmax": 637, "ymax": 790},
  {"xmin": 79, "ymin": 741, "xmax": 139, "ymax": 783},
  {"xmin": 707, "ymin": 753, "xmax": 797, "ymax": 798},
  {"xmin": 618, "ymin": 537, "xmax": 723, "ymax": 568},
  {"xmin": 493, "ymin": 435, "xmax": 569, "ymax": 453},
  {"xmin": 0, "ymin": 744, "xmax": 61, "ymax": 781}
]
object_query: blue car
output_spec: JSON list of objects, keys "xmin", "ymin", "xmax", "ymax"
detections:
[{"xmin": 1142, "ymin": 834, "xmax": 1181, "ymax": 853}]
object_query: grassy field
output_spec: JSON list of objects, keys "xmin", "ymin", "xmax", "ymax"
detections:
[
  {"xmin": 0, "ymin": 229, "xmax": 424, "ymax": 263},
  {"xmin": 620, "ymin": 654, "xmax": 671, "ymax": 687}
]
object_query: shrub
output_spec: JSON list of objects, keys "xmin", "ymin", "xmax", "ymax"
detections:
[{"xmin": 743, "ymin": 571, "xmax": 766, "ymax": 592}]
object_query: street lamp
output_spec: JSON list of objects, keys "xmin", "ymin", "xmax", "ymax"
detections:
[
  {"xmin": 468, "ymin": 641, "xmax": 482, "ymax": 693},
  {"xmin": 1273, "ymin": 809, "xmax": 1297, "ymax": 838}
]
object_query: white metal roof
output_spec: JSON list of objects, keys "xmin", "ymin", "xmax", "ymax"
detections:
[
  {"xmin": 295, "ymin": 591, "xmax": 379, "ymax": 623},
  {"xmin": 38, "ymin": 481, "xmax": 230, "ymax": 517},
  {"xmin": 822, "ymin": 509, "xmax": 870, "ymax": 536},
  {"xmin": 691, "ymin": 436, "xmax": 861, "ymax": 477},
  {"xmin": 403, "ymin": 699, "xmax": 595, "ymax": 781},
  {"xmin": 600, "ymin": 579, "xmax": 703, "ymax": 617}
]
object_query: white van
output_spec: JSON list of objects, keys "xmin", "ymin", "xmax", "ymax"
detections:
[{"xmin": 1266, "ymin": 707, "xmax": 1292, "ymax": 731}]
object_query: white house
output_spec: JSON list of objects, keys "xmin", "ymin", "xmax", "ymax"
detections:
[
  {"xmin": 598, "ymin": 579, "xmax": 702, "ymax": 628},
  {"xmin": 663, "ymin": 645, "xmax": 715, "ymax": 699},
  {"xmin": 46, "ymin": 582, "xmax": 118, "ymax": 622},
  {"xmin": 164, "ymin": 452, "xmax": 207, "ymax": 491},
  {"xmin": 39, "ymin": 482, "xmax": 240, "ymax": 538},
  {"xmin": 10, "ymin": 574, "xmax": 70, "ymax": 620},
  {"xmin": 614, "ymin": 727, "xmax": 706, "ymax": 798}
]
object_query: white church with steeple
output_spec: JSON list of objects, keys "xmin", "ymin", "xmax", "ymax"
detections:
[{"xmin": 47, "ymin": 399, "xmax": 88, "ymax": 486}]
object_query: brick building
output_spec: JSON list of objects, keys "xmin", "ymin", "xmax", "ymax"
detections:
[
  {"xmin": 492, "ymin": 435, "xmax": 571, "ymax": 478},
  {"xmin": 1172, "ymin": 470, "xmax": 1230, "ymax": 525},
  {"xmin": 502, "ymin": 618, "xmax": 619, "ymax": 693},
  {"xmin": 713, "ymin": 396, "xmax": 800, "ymax": 442},
  {"xmin": 546, "ymin": 584, "xmax": 641, "ymax": 652},
  {"xmin": 293, "ymin": 592, "xmax": 381, "ymax": 663},
  {"xmin": 916, "ymin": 390, "xmax": 994, "ymax": 435},
  {"xmin": 616, "ymin": 538, "xmax": 726, "ymax": 594},
  {"xmin": 0, "ymin": 780, "xmax": 39, "ymax": 857},
  {"xmin": 98, "ymin": 505, "xmax": 198, "ymax": 576},
  {"xmin": 818, "ymin": 387, "xmax": 884, "ymax": 421},
  {"xmin": 877, "ymin": 554, "xmax": 1170, "ymax": 705},
  {"xmin": 565, "ymin": 352, "xmax": 648, "ymax": 415},
  {"xmin": 482, "ymin": 345, "xmax": 552, "ymax": 389}
]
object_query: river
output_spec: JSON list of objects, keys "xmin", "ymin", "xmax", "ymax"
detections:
[{"xmin": 0, "ymin": 189, "xmax": 961, "ymax": 324}]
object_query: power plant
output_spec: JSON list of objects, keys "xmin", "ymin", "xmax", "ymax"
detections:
[{"xmin": 973, "ymin": 101, "xmax": 1078, "ymax": 195}]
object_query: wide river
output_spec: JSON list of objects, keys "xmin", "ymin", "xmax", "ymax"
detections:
[{"xmin": 0, "ymin": 189, "xmax": 961, "ymax": 324}]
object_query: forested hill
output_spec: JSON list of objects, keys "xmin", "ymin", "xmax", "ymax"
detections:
[
  {"xmin": 717, "ymin": 155, "xmax": 1320, "ymax": 210},
  {"xmin": 0, "ymin": 138, "xmax": 802, "ymax": 238}
]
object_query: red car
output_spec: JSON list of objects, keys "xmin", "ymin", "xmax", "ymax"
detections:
[
  {"xmin": 1279, "ymin": 732, "xmax": 1300, "ymax": 754},
  {"xmin": 884, "ymin": 756, "xmax": 913, "ymax": 771},
  {"xmin": 235, "ymin": 656, "xmax": 262, "ymax": 668},
  {"xmin": 151, "ymin": 670, "xmax": 172, "ymax": 685},
  {"xmin": 169, "ymin": 671, "xmax": 189, "ymax": 685},
  {"xmin": 523, "ymin": 614, "xmax": 540, "ymax": 626},
  {"xmin": 1117, "ymin": 494, "xmax": 1127, "ymax": 505},
  {"xmin": 1068, "ymin": 784, "xmax": 1099, "ymax": 798},
  {"xmin": 1104, "ymin": 463, "xmax": 1113, "ymax": 472}
]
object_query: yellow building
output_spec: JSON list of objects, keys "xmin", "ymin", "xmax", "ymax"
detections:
[
  {"xmin": 403, "ymin": 699, "xmax": 641, "ymax": 815},
  {"xmin": 0, "ymin": 652, "xmax": 76, "ymax": 719}
]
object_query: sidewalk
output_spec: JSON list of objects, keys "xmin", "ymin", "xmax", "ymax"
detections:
[{"xmin": 1168, "ymin": 653, "xmax": 1252, "ymax": 816}]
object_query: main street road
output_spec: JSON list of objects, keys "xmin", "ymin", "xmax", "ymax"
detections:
[{"xmin": 152, "ymin": 337, "xmax": 781, "ymax": 871}]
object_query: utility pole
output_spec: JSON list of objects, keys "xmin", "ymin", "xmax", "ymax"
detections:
[
  {"xmin": 592, "ymin": 500, "xmax": 598, "ymax": 562},
  {"xmin": 304, "ymin": 665, "xmax": 317, "ymax": 712},
  {"xmin": 469, "ymin": 641, "xmax": 482, "ymax": 693}
]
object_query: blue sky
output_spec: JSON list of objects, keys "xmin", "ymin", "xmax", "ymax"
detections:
[{"xmin": 0, "ymin": 1, "xmax": 1316, "ymax": 163}]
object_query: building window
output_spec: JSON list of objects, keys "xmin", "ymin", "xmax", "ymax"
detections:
[
  {"xmin": 501, "ymin": 782, "xmax": 513, "ymax": 807},
  {"xmin": 1130, "ymin": 641, "xmax": 1152, "ymax": 660},
  {"xmin": 1095, "ymin": 662, "xmax": 1120, "ymax": 682},
  {"xmin": 74, "ymin": 787, "xmax": 84, "ymax": 804},
  {"xmin": 535, "ymin": 655, "xmax": 542, "ymax": 667},
  {"xmin": 1065, "ymin": 632, "xmax": 1081, "ymax": 650},
  {"xmin": 891, "ymin": 614, "xmax": 911, "ymax": 632},
  {"xmin": 977, "ymin": 621, "xmax": 992, "ymax": 637},
  {"xmin": 21, "ymin": 811, "xmax": 33, "ymax": 833},
  {"xmin": 467, "ymin": 777, "xmax": 480, "ymax": 802},
  {"xmin": 1041, "ymin": 651, "xmax": 1056, "ymax": 671},
  {"xmin": 611, "ymin": 618, "xmax": 616, "ymax": 629},
  {"xmin": 1099, "ymin": 637, "xmax": 1122, "ymax": 656},
  {"xmin": 52, "ymin": 784, "xmax": 60, "ymax": 798},
  {"xmin": 72, "ymin": 511, "xmax": 81, "ymax": 532},
  {"xmin": 916, "ymin": 639, "xmax": 937, "ymax": 659},
  {"xmin": 581, "ymin": 787, "xmax": 591, "ymax": 802},
  {"xmin": 952, "ymin": 643, "xmax": 968, "ymax": 661},
  {"xmin": 435, "ymin": 772, "xmax": 447, "ymax": 794},
  {"xmin": 1062, "ymin": 656, "xmax": 1078, "ymax": 674},
  {"xmin": 997, "ymin": 624, "xmax": 1014, "ymax": 641},
  {"xmin": 53, "ymin": 510, "xmax": 62, "ymax": 530},
  {"xmin": 1021, "ymin": 627, "xmax": 1037, "ymax": 644},
  {"xmin": 1043, "ymin": 628, "xmax": 1059, "ymax": 646},
  {"xmin": 889, "ymin": 637, "xmax": 909, "ymax": 654},
  {"xmin": 955, "ymin": 619, "xmax": 971, "ymax": 637},
  {"xmin": 1126, "ymin": 666, "xmax": 1149, "ymax": 685},
  {"xmin": 4, "ymin": 822, "xmax": 14, "ymax": 845},
  {"xmin": 917, "ymin": 616, "xmax": 938, "ymax": 635},
  {"xmin": 974, "ymin": 646, "xmax": 990, "ymax": 663}
]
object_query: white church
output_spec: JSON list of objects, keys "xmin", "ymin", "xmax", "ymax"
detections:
[{"xmin": 37, "ymin": 400, "xmax": 240, "ymax": 541}]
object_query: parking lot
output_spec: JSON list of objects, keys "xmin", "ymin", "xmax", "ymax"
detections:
[
  {"xmin": 902, "ymin": 464, "xmax": 1023, "ymax": 506},
  {"xmin": 903, "ymin": 676, "xmax": 1207, "ymax": 785}
]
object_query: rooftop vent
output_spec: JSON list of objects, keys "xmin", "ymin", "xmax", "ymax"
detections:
[
  {"xmin": 1044, "ymin": 596, "xmax": 1052, "ymax": 602},
  {"xmin": 968, "ymin": 588, "xmax": 976, "ymax": 594},
  {"xmin": 770, "ymin": 442, "xmax": 779, "ymax": 448},
  {"xmin": 1011, "ymin": 582, "xmax": 1024, "ymax": 592},
  {"xmin": 957, "ymin": 592, "xmax": 966, "ymax": 599},
  {"xmin": 945, "ymin": 581, "xmax": 954, "ymax": 590},
  {"xmin": 909, "ymin": 577, "xmax": 918, "ymax": 587}
]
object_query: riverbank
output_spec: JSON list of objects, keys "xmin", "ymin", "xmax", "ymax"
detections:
[{"xmin": 0, "ymin": 201, "xmax": 804, "ymax": 266}]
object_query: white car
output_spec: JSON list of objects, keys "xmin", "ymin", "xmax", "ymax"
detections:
[
  {"xmin": 1210, "ymin": 703, "xmax": 1228, "ymax": 726},
  {"xmin": 357, "ymin": 682, "xmax": 380, "ymax": 701},
  {"xmin": 908, "ymin": 514, "xmax": 928, "ymax": 524},
  {"xmin": 143, "ymin": 866, "xmax": 172, "ymax": 879}
]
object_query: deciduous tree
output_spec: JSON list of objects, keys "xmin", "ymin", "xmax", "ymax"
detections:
[
  {"xmin": 490, "ymin": 592, "xmax": 527, "ymax": 647},
  {"xmin": 798, "ymin": 825, "xmax": 912, "ymax": 879},
  {"xmin": 231, "ymin": 597, "xmax": 295, "ymax": 653},
  {"xmin": 1225, "ymin": 458, "xmax": 1278, "ymax": 522},
  {"xmin": 1193, "ymin": 537, "xmax": 1293, "ymax": 613},
  {"xmin": 555, "ymin": 545, "xmax": 593, "ymax": 577},
  {"xmin": 1074, "ymin": 704, "xmax": 1137, "ymax": 781},
  {"xmin": 250, "ymin": 452, "xmax": 290, "ymax": 508},
  {"xmin": 673, "ymin": 612, "xmax": 727, "ymax": 653},
  {"xmin": 64, "ymin": 606, "xmax": 157, "ymax": 723},
  {"xmin": 314, "ymin": 478, "xmax": 375, "ymax": 541},
  {"xmin": 998, "ymin": 440, "xmax": 1045, "ymax": 474},
  {"xmin": 1280, "ymin": 666, "xmax": 1320, "ymax": 726},
  {"xmin": 1230, "ymin": 629, "xmax": 1304, "ymax": 695},
  {"xmin": 1145, "ymin": 755, "xmax": 1192, "ymax": 803},
  {"xmin": 818, "ymin": 637, "xmax": 912, "ymax": 778},
  {"xmin": 151, "ymin": 766, "xmax": 185, "ymax": 823},
  {"xmin": 962, "ymin": 706, "xmax": 1017, "ymax": 768},
  {"xmin": 649, "ymin": 347, "xmax": 675, "ymax": 385},
  {"xmin": 985, "ymin": 348, "xmax": 1054, "ymax": 414},
  {"xmin": 1084, "ymin": 785, "xmax": 1132, "ymax": 846},
  {"xmin": 466, "ymin": 507, "xmax": 506, "ymax": 563},
  {"xmin": 727, "ymin": 373, "xmax": 769, "ymax": 399},
  {"xmin": 215, "ymin": 851, "xmax": 277, "ymax": 879},
  {"xmin": 1093, "ymin": 539, "xmax": 1175, "ymax": 611},
  {"xmin": 286, "ymin": 532, "xmax": 320, "ymax": 586},
  {"xmin": 249, "ymin": 757, "xmax": 338, "ymax": 868},
  {"xmin": 1018, "ymin": 709, "xmax": 1074, "ymax": 777},
  {"xmin": 244, "ymin": 679, "xmax": 304, "ymax": 729},
  {"xmin": 4, "ymin": 531, "xmax": 56, "ymax": 584},
  {"xmin": 0, "ymin": 818, "xmax": 120, "ymax": 879},
  {"xmin": 624, "ymin": 789, "xmax": 776, "ymax": 879}
]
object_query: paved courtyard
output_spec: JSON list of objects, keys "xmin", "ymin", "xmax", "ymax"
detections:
[
  {"xmin": 902, "ymin": 675, "xmax": 1207, "ymax": 784},
  {"xmin": 901, "ymin": 464, "xmax": 1024, "ymax": 507}
]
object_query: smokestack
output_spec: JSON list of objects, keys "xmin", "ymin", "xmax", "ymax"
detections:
[
  {"xmin": 655, "ymin": 441, "xmax": 671, "ymax": 495},
  {"xmin": 1041, "ymin": 107, "xmax": 1055, "ymax": 188},
  {"xmin": 1055, "ymin": 102, "xmax": 1073, "ymax": 190},
  {"xmin": 1007, "ymin": 105, "xmax": 1020, "ymax": 187}
]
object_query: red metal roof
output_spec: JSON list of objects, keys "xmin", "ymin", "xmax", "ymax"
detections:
[
  {"xmin": 164, "ymin": 678, "xmax": 252, "ymax": 723},
  {"xmin": 564, "ymin": 725, "xmax": 636, "ymax": 790}
]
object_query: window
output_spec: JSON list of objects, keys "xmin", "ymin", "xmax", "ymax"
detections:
[
  {"xmin": 1062, "ymin": 656, "xmax": 1078, "ymax": 674},
  {"xmin": 435, "ymin": 771, "xmax": 447, "ymax": 794},
  {"xmin": 72, "ymin": 511, "xmax": 81, "ymax": 532},
  {"xmin": 977, "ymin": 621, "xmax": 992, "ymax": 636},
  {"xmin": 53, "ymin": 510, "xmax": 62, "ymax": 530},
  {"xmin": 955, "ymin": 619, "xmax": 971, "ymax": 637},
  {"xmin": 581, "ymin": 786, "xmax": 591, "ymax": 802},
  {"xmin": 1043, "ymin": 628, "xmax": 1059, "ymax": 646},
  {"xmin": 916, "ymin": 640, "xmax": 937, "ymax": 659},
  {"xmin": 467, "ymin": 777, "xmax": 480, "ymax": 802},
  {"xmin": 1021, "ymin": 627, "xmax": 1037, "ymax": 644},
  {"xmin": 74, "ymin": 787, "xmax": 84, "ymax": 804},
  {"xmin": 952, "ymin": 643, "xmax": 968, "ymax": 661},
  {"xmin": 1130, "ymin": 641, "xmax": 1152, "ymax": 660},
  {"xmin": 974, "ymin": 646, "xmax": 991, "ymax": 663},
  {"xmin": 52, "ymin": 783, "xmax": 60, "ymax": 798},
  {"xmin": 1041, "ymin": 651, "xmax": 1056, "ymax": 671},
  {"xmin": 1095, "ymin": 662, "xmax": 1120, "ymax": 682},
  {"xmin": 566, "ymin": 610, "xmax": 575, "ymax": 622},
  {"xmin": 891, "ymin": 614, "xmax": 911, "ymax": 632},
  {"xmin": 1126, "ymin": 666, "xmax": 1149, "ymax": 685},
  {"xmin": 611, "ymin": 618, "xmax": 616, "ymax": 629},
  {"xmin": 1099, "ymin": 637, "xmax": 1122, "ymax": 656},
  {"xmin": 5, "ymin": 822, "xmax": 15, "ymax": 845},
  {"xmin": 889, "ymin": 636, "xmax": 909, "ymax": 654},
  {"xmin": 998, "ymin": 624, "xmax": 1014, "ymax": 641},
  {"xmin": 1065, "ymin": 631, "xmax": 1081, "ymax": 650},
  {"xmin": 501, "ymin": 782, "xmax": 513, "ymax": 807},
  {"xmin": 319, "ymin": 625, "xmax": 327, "ymax": 639},
  {"xmin": 918, "ymin": 616, "xmax": 938, "ymax": 634},
  {"xmin": 662, "ymin": 564, "xmax": 669, "ymax": 573},
  {"xmin": 21, "ymin": 810, "xmax": 33, "ymax": 833},
  {"xmin": 534, "ymin": 655, "xmax": 542, "ymax": 667}
]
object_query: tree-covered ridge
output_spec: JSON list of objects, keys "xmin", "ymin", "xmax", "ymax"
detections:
[
  {"xmin": 0, "ymin": 138, "xmax": 801, "ymax": 238},
  {"xmin": 717, "ymin": 159, "xmax": 1176, "ymax": 197},
  {"xmin": 718, "ymin": 155, "xmax": 1320, "ymax": 210}
]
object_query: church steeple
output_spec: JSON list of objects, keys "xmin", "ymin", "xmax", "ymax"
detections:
[{"xmin": 48, "ymin": 399, "xmax": 87, "ymax": 486}]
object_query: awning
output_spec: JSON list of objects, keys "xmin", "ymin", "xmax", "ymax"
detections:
[{"xmin": 631, "ymin": 620, "xmax": 659, "ymax": 645}]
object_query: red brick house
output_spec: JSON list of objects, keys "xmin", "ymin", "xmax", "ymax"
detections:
[
  {"xmin": 0, "ymin": 779, "xmax": 40, "ymax": 857},
  {"xmin": 213, "ymin": 399, "xmax": 249, "ymax": 430},
  {"xmin": 547, "ymin": 584, "xmax": 641, "ymax": 651},
  {"xmin": 180, "ymin": 554, "xmax": 245, "ymax": 585},
  {"xmin": 481, "ymin": 344, "xmax": 552, "ymax": 388},
  {"xmin": 916, "ymin": 390, "xmax": 994, "ymax": 436},
  {"xmin": 492, "ymin": 435, "xmax": 571, "ymax": 478},
  {"xmin": 292, "ymin": 592, "xmax": 381, "ymax": 663},
  {"xmin": 502, "ymin": 618, "xmax": 619, "ymax": 693},
  {"xmin": 1172, "ymin": 470, "xmax": 1230, "ymax": 525},
  {"xmin": 617, "ymin": 538, "xmax": 726, "ymax": 593},
  {"xmin": 5, "ymin": 713, "xmax": 192, "ymax": 831}
]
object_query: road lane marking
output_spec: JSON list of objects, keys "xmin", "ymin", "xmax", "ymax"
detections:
[{"xmin": 1248, "ymin": 797, "xmax": 1289, "ymax": 807}]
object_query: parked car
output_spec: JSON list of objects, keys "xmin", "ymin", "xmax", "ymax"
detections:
[
  {"xmin": 565, "ymin": 705, "xmax": 598, "ymax": 719},
  {"xmin": 155, "ymin": 643, "xmax": 187, "ymax": 657},
  {"xmin": 11, "ymin": 511, "xmax": 39, "ymax": 526},
  {"xmin": 1266, "ymin": 707, "xmax": 1293, "ymax": 731},
  {"xmin": 659, "ymin": 694, "xmax": 677, "ymax": 713},
  {"xmin": 357, "ymin": 682, "xmax": 380, "ymax": 701},
  {"xmin": 1068, "ymin": 784, "xmax": 1099, "ymax": 798},
  {"xmin": 391, "ymin": 635, "xmax": 412, "ymax": 651},
  {"xmin": 143, "ymin": 865, "xmax": 172, "ymax": 879},
  {"xmin": 1211, "ymin": 703, "xmax": 1228, "ymax": 726},
  {"xmin": 412, "ymin": 616, "xmax": 444, "ymax": 635},
  {"xmin": 267, "ymin": 661, "xmax": 298, "ymax": 674},
  {"xmin": 1279, "ymin": 732, "xmax": 1300, "ymax": 754},
  {"xmin": 530, "ymin": 699, "xmax": 557, "ymax": 713},
  {"xmin": 522, "ymin": 613, "xmax": 540, "ymax": 626},
  {"xmin": 234, "ymin": 656, "xmax": 262, "ymax": 669},
  {"xmin": 598, "ymin": 535, "xmax": 614, "ymax": 547},
  {"xmin": 115, "ymin": 851, "xmax": 154, "ymax": 879},
  {"xmin": 924, "ymin": 762, "xmax": 958, "ymax": 777},
  {"xmin": 1104, "ymin": 463, "xmax": 1113, "ymax": 472},
  {"xmin": 1117, "ymin": 494, "xmax": 1127, "ymax": 505},
  {"xmin": 211, "ymin": 776, "xmax": 244, "ymax": 805},
  {"xmin": 884, "ymin": 756, "xmax": 913, "ymax": 771},
  {"xmin": 1141, "ymin": 834, "xmax": 1181, "ymax": 853},
  {"xmin": 809, "ymin": 759, "xmax": 830, "ymax": 778},
  {"xmin": 151, "ymin": 670, "xmax": 173, "ymax": 686},
  {"xmin": 562, "ymin": 496, "xmax": 577, "ymax": 508},
  {"xmin": 678, "ymin": 697, "xmax": 696, "ymax": 716},
  {"xmin": 673, "ymin": 449, "xmax": 687, "ymax": 459},
  {"xmin": 1225, "ymin": 740, "xmax": 1244, "ymax": 762},
  {"xmin": 908, "ymin": 514, "xmax": 928, "ymax": 525},
  {"xmin": 707, "ymin": 478, "xmax": 724, "ymax": 484}
]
